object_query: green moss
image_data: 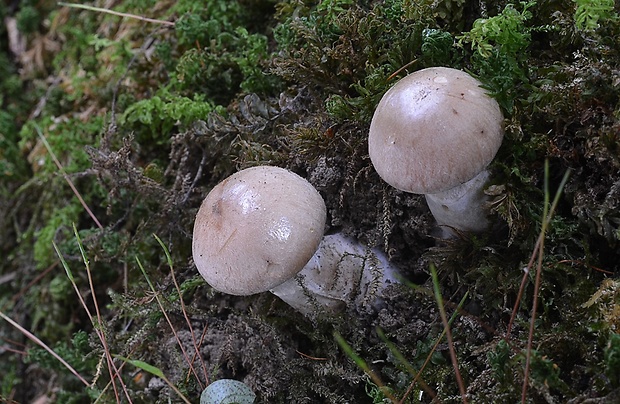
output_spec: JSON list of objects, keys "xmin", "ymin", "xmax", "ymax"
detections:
[
  {"xmin": 574, "ymin": 0, "xmax": 618, "ymax": 31},
  {"xmin": 274, "ymin": 0, "xmax": 437, "ymax": 124},
  {"xmin": 457, "ymin": 1, "xmax": 536, "ymax": 113},
  {"xmin": 33, "ymin": 203, "xmax": 82, "ymax": 269},
  {"xmin": 121, "ymin": 92, "xmax": 215, "ymax": 140},
  {"xmin": 174, "ymin": 22, "xmax": 279, "ymax": 103},
  {"xmin": 0, "ymin": 50, "xmax": 34, "ymax": 182},
  {"xmin": 0, "ymin": 111, "xmax": 25, "ymax": 179},
  {"xmin": 605, "ymin": 333, "xmax": 620, "ymax": 387},
  {"xmin": 0, "ymin": 366, "xmax": 20, "ymax": 399},
  {"xmin": 15, "ymin": 5, "xmax": 41, "ymax": 34}
]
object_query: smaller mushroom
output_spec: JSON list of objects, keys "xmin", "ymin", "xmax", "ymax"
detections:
[
  {"xmin": 368, "ymin": 67, "xmax": 504, "ymax": 236},
  {"xmin": 192, "ymin": 166, "xmax": 399, "ymax": 317}
]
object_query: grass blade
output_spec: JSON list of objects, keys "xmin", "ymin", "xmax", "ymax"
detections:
[
  {"xmin": 135, "ymin": 256, "xmax": 203, "ymax": 387},
  {"xmin": 521, "ymin": 162, "xmax": 571, "ymax": 402},
  {"xmin": 396, "ymin": 290, "xmax": 468, "ymax": 403},
  {"xmin": 430, "ymin": 263, "xmax": 468, "ymax": 403},
  {"xmin": 153, "ymin": 234, "xmax": 209, "ymax": 387},
  {"xmin": 114, "ymin": 355, "xmax": 191, "ymax": 404},
  {"xmin": 333, "ymin": 331, "xmax": 397, "ymax": 403}
]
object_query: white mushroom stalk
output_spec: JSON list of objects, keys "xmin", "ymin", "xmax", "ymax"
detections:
[
  {"xmin": 192, "ymin": 166, "xmax": 400, "ymax": 317},
  {"xmin": 368, "ymin": 67, "xmax": 504, "ymax": 237},
  {"xmin": 424, "ymin": 169, "xmax": 492, "ymax": 234},
  {"xmin": 270, "ymin": 233, "xmax": 400, "ymax": 316}
]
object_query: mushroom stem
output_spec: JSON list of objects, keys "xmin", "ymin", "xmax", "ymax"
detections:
[
  {"xmin": 368, "ymin": 67, "xmax": 505, "ymax": 239},
  {"xmin": 270, "ymin": 233, "xmax": 400, "ymax": 317},
  {"xmin": 424, "ymin": 169, "xmax": 492, "ymax": 237}
]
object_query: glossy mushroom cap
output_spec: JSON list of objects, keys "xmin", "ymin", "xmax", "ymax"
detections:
[
  {"xmin": 192, "ymin": 166, "xmax": 326, "ymax": 296},
  {"xmin": 368, "ymin": 67, "xmax": 504, "ymax": 195}
]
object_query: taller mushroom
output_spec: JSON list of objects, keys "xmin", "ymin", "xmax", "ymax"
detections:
[{"xmin": 368, "ymin": 67, "xmax": 504, "ymax": 236}]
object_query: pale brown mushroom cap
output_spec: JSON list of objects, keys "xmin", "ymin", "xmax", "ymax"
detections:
[
  {"xmin": 192, "ymin": 166, "xmax": 326, "ymax": 296},
  {"xmin": 368, "ymin": 67, "xmax": 504, "ymax": 195}
]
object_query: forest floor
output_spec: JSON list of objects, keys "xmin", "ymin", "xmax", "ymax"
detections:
[{"xmin": 1, "ymin": 1, "xmax": 619, "ymax": 403}]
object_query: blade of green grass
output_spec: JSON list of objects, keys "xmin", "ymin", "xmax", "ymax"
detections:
[
  {"xmin": 333, "ymin": 331, "xmax": 398, "ymax": 403},
  {"xmin": 430, "ymin": 263, "xmax": 468, "ymax": 403},
  {"xmin": 54, "ymin": 225, "xmax": 133, "ymax": 402},
  {"xmin": 521, "ymin": 162, "xmax": 571, "ymax": 402},
  {"xmin": 375, "ymin": 327, "xmax": 437, "ymax": 402},
  {"xmin": 135, "ymin": 256, "xmax": 203, "ymax": 386},
  {"xmin": 114, "ymin": 355, "xmax": 191, "ymax": 404},
  {"xmin": 394, "ymin": 290, "xmax": 468, "ymax": 403},
  {"xmin": 73, "ymin": 225, "xmax": 126, "ymax": 401},
  {"xmin": 507, "ymin": 164, "xmax": 572, "ymax": 339},
  {"xmin": 153, "ymin": 234, "xmax": 209, "ymax": 388}
]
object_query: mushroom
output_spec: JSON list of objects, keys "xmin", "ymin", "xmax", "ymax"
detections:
[
  {"xmin": 192, "ymin": 165, "xmax": 399, "ymax": 316},
  {"xmin": 368, "ymin": 67, "xmax": 504, "ymax": 236}
]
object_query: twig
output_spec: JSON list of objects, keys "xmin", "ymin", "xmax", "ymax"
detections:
[
  {"xmin": 555, "ymin": 259, "xmax": 613, "ymax": 275},
  {"xmin": 34, "ymin": 123, "xmax": 104, "ymax": 230},
  {"xmin": 11, "ymin": 261, "xmax": 58, "ymax": 302},
  {"xmin": 58, "ymin": 2, "xmax": 175, "ymax": 26},
  {"xmin": 388, "ymin": 59, "xmax": 418, "ymax": 81},
  {"xmin": 0, "ymin": 309, "xmax": 90, "ymax": 387}
]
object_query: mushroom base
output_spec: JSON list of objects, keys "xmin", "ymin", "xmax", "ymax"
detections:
[
  {"xmin": 270, "ymin": 233, "xmax": 400, "ymax": 317},
  {"xmin": 425, "ymin": 170, "xmax": 492, "ymax": 237}
]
